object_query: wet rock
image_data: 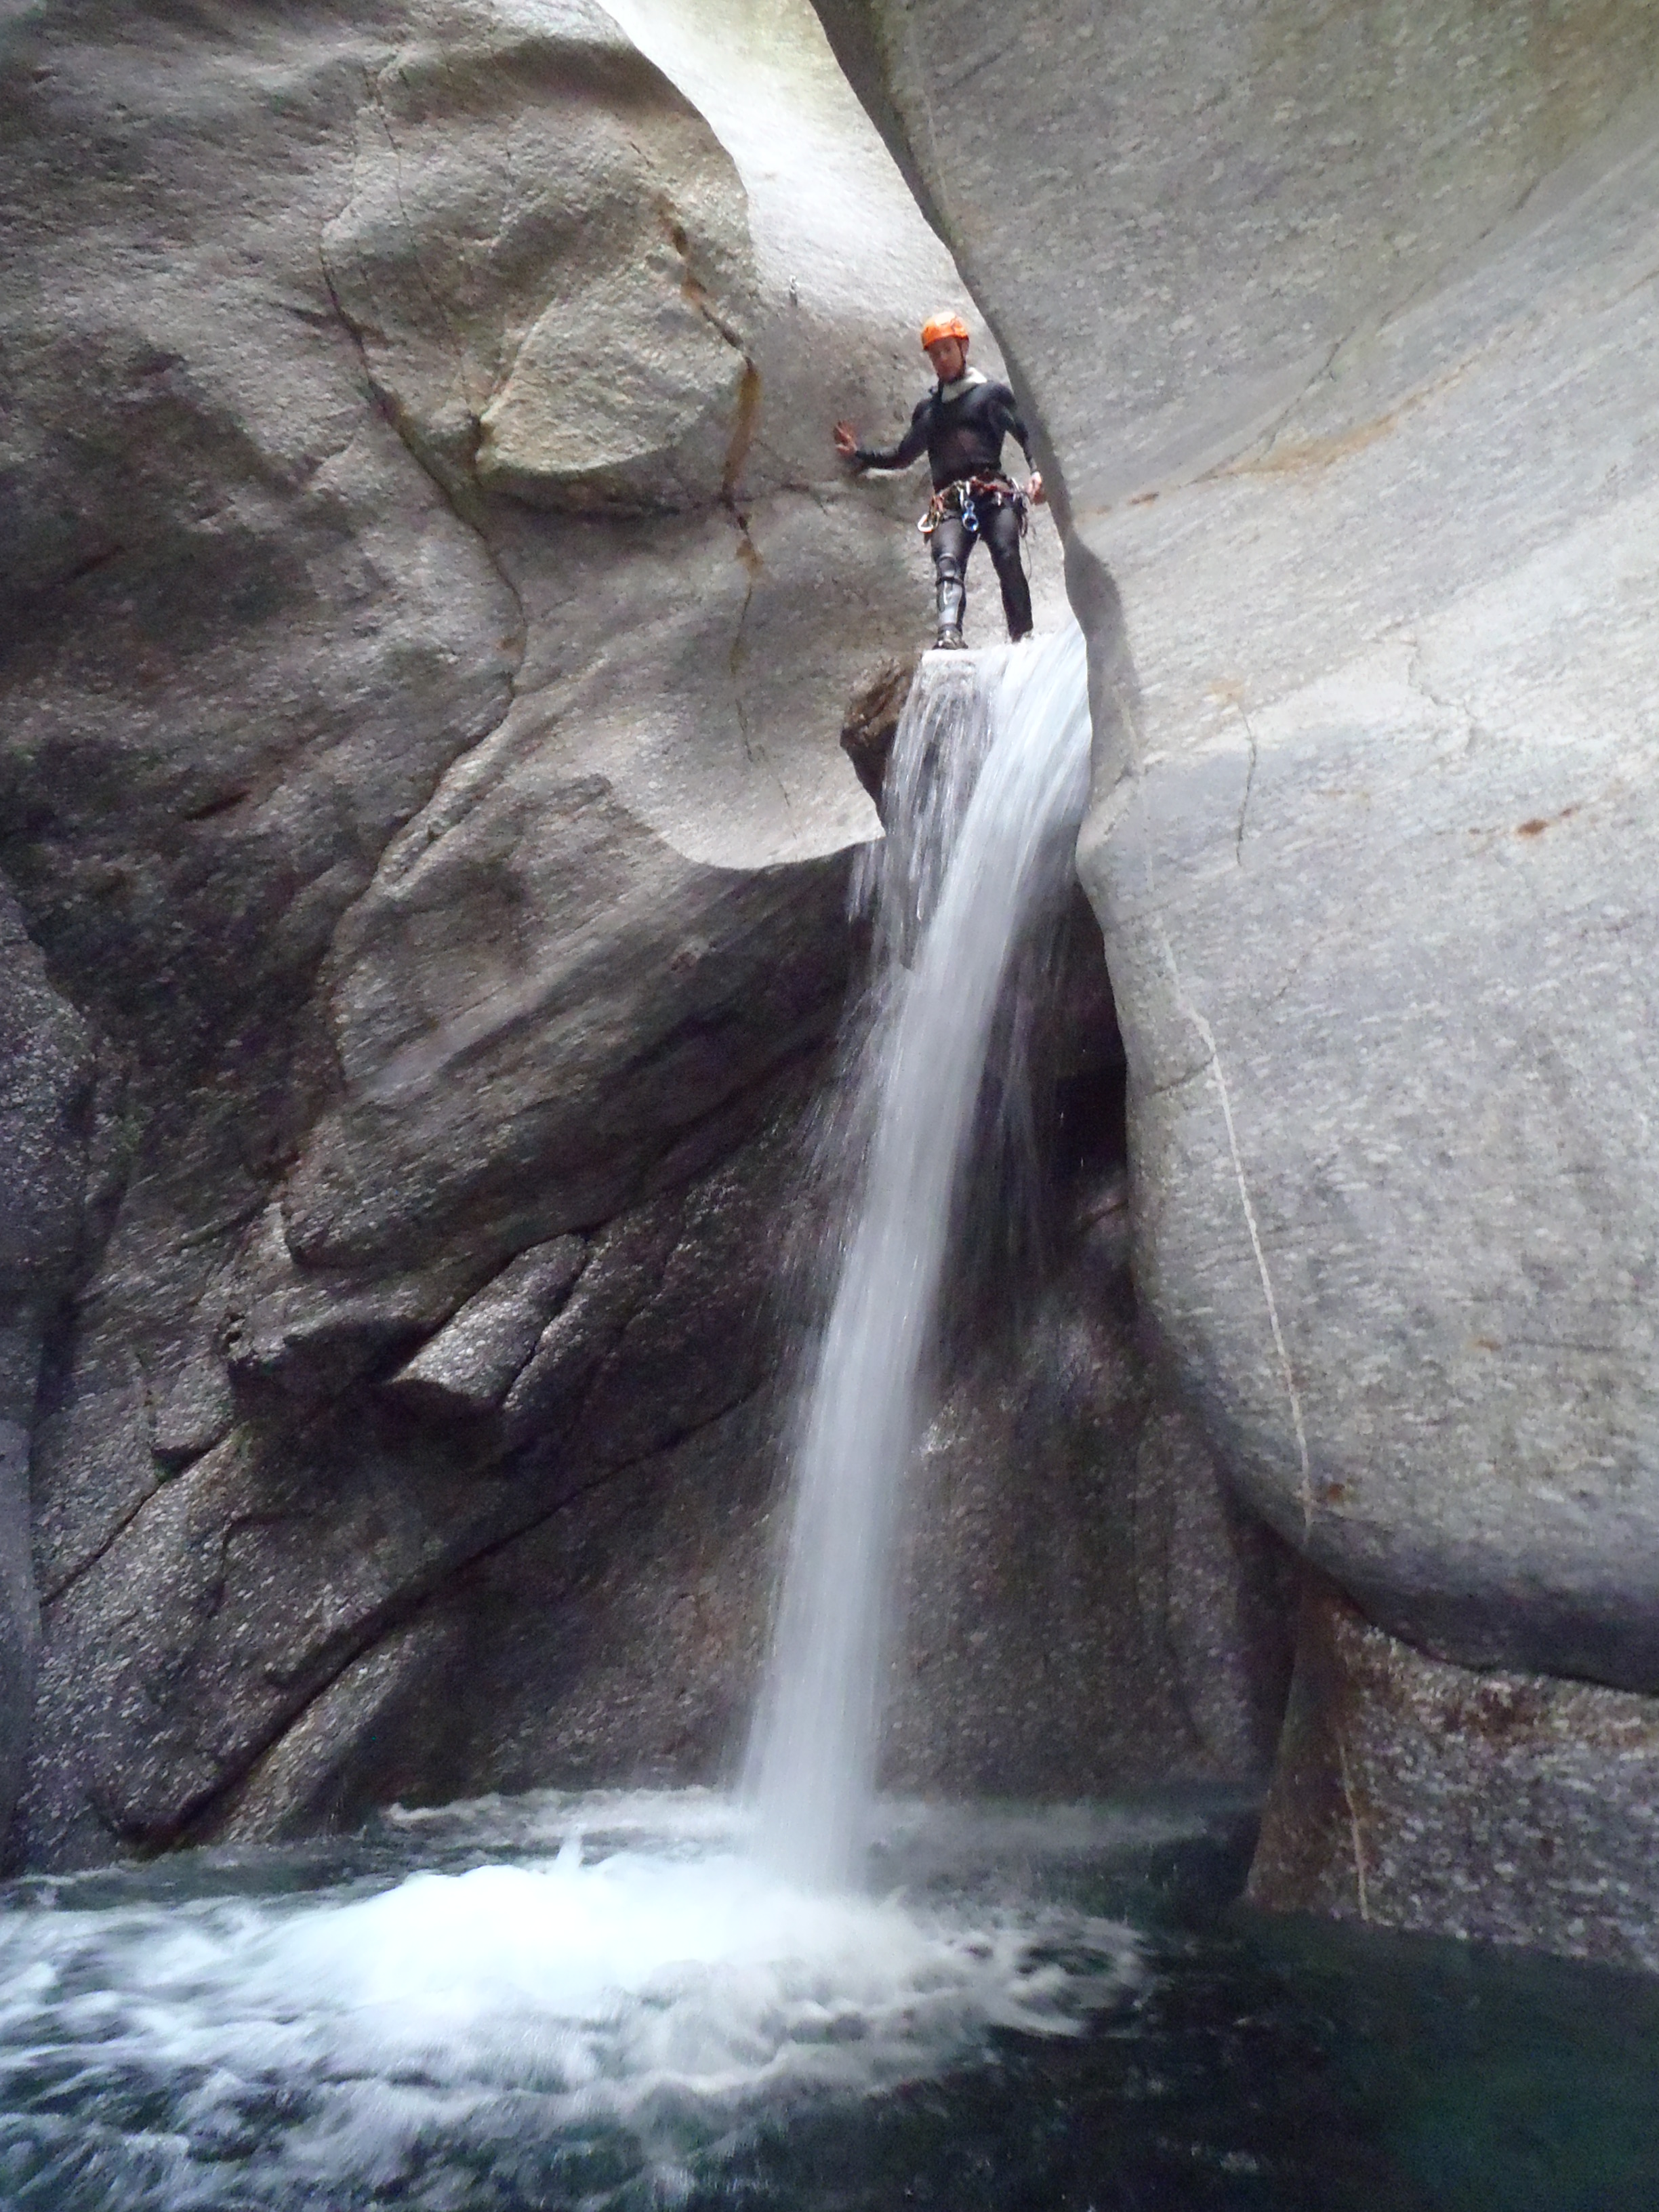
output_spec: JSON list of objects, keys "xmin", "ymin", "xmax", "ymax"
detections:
[
  {"xmin": 382, "ymin": 1236, "xmax": 587, "ymax": 1424},
  {"xmin": 207, "ymin": 1612, "xmax": 480, "ymax": 1843},
  {"xmin": 884, "ymin": 1190, "xmax": 1295, "ymax": 1799},
  {"xmin": 878, "ymin": 882, "xmax": 1291, "ymax": 1801},
  {"xmin": 840, "ymin": 654, "xmax": 921, "ymax": 817},
  {"xmin": 214, "ymin": 1396, "xmax": 781, "ymax": 1839},
  {"xmin": 14, "ymin": 1098, "xmax": 813, "ymax": 1867},
  {"xmin": 0, "ymin": 883, "xmax": 92, "ymax": 1830},
  {"xmin": 1248, "ymin": 1578, "xmax": 1659, "ymax": 1976}
]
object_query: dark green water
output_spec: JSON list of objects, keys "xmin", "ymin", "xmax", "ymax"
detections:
[
  {"xmin": 737, "ymin": 1907, "xmax": 1659, "ymax": 2212},
  {"xmin": 0, "ymin": 1789, "xmax": 1653, "ymax": 2211}
]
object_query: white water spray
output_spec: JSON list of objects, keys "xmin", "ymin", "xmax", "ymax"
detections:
[
  {"xmin": 747, "ymin": 623, "xmax": 1094, "ymax": 1889},
  {"xmin": 0, "ymin": 1790, "xmax": 1139, "ymax": 2211}
]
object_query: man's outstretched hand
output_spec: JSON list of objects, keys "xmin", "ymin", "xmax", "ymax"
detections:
[
  {"xmin": 834, "ymin": 421, "xmax": 859, "ymax": 458},
  {"xmin": 1027, "ymin": 471, "xmax": 1046, "ymax": 504}
]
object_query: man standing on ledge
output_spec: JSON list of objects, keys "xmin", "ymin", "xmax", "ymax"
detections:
[{"xmin": 834, "ymin": 312, "xmax": 1045, "ymax": 651}]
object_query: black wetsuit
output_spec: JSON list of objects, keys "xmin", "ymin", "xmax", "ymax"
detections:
[{"xmin": 853, "ymin": 373, "xmax": 1035, "ymax": 640}]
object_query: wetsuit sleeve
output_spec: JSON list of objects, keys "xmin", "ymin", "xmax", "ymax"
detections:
[
  {"xmin": 853, "ymin": 396, "xmax": 932, "ymax": 472},
  {"xmin": 992, "ymin": 382, "xmax": 1035, "ymax": 468}
]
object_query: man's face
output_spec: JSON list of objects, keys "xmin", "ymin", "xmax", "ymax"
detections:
[{"xmin": 926, "ymin": 336, "xmax": 966, "ymax": 382}]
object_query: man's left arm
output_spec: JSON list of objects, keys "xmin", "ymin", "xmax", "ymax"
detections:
[{"xmin": 997, "ymin": 386, "xmax": 1045, "ymax": 504}]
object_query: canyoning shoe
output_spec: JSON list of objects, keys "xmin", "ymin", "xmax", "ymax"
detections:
[{"xmin": 934, "ymin": 626, "xmax": 966, "ymax": 650}]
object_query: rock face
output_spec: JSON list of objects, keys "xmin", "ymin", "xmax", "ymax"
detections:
[
  {"xmin": 1250, "ymin": 1578, "xmax": 1659, "ymax": 1975},
  {"xmin": 815, "ymin": 0, "xmax": 1659, "ymax": 1961},
  {"xmin": 3, "ymin": 0, "xmax": 1244, "ymax": 1870},
  {"xmin": 0, "ymin": 891, "xmax": 94, "ymax": 1830},
  {"xmin": 0, "ymin": 0, "xmax": 1032, "ymax": 1867},
  {"xmin": 884, "ymin": 1175, "xmax": 1294, "ymax": 1799}
]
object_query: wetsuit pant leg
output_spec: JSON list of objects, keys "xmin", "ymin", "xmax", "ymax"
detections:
[
  {"xmin": 981, "ymin": 499, "xmax": 1032, "ymax": 640},
  {"xmin": 929, "ymin": 513, "xmax": 971, "ymax": 636}
]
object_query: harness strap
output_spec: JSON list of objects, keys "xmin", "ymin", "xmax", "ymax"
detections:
[{"xmin": 918, "ymin": 474, "xmax": 1027, "ymax": 538}]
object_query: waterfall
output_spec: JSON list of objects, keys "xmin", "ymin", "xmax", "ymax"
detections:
[{"xmin": 747, "ymin": 621, "xmax": 1094, "ymax": 1889}]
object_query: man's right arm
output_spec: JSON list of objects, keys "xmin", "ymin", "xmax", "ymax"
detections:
[{"xmin": 848, "ymin": 396, "xmax": 932, "ymax": 472}]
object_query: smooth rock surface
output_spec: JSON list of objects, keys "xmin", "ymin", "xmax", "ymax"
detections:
[
  {"xmin": 1088, "ymin": 117, "xmax": 1659, "ymax": 1693},
  {"xmin": 0, "ymin": 0, "xmax": 949, "ymax": 1867}
]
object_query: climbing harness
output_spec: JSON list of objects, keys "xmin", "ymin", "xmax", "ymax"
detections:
[{"xmin": 918, "ymin": 473, "xmax": 1028, "ymax": 542}]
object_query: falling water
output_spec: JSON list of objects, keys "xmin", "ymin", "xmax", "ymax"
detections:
[{"xmin": 747, "ymin": 621, "xmax": 1094, "ymax": 1889}]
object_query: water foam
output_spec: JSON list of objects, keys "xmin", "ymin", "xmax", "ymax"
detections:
[{"xmin": 0, "ymin": 1794, "xmax": 1134, "ymax": 2209}]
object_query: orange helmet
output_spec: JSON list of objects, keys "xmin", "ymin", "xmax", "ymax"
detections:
[{"xmin": 920, "ymin": 311, "xmax": 970, "ymax": 350}]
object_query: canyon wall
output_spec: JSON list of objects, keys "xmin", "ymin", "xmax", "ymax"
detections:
[
  {"xmin": 2, "ymin": 0, "xmax": 888, "ymax": 1866},
  {"xmin": 0, "ymin": 0, "xmax": 1283, "ymax": 1868},
  {"xmin": 813, "ymin": 0, "xmax": 1659, "ymax": 1963}
]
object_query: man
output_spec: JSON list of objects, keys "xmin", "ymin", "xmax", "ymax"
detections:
[{"xmin": 834, "ymin": 312, "xmax": 1045, "ymax": 650}]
